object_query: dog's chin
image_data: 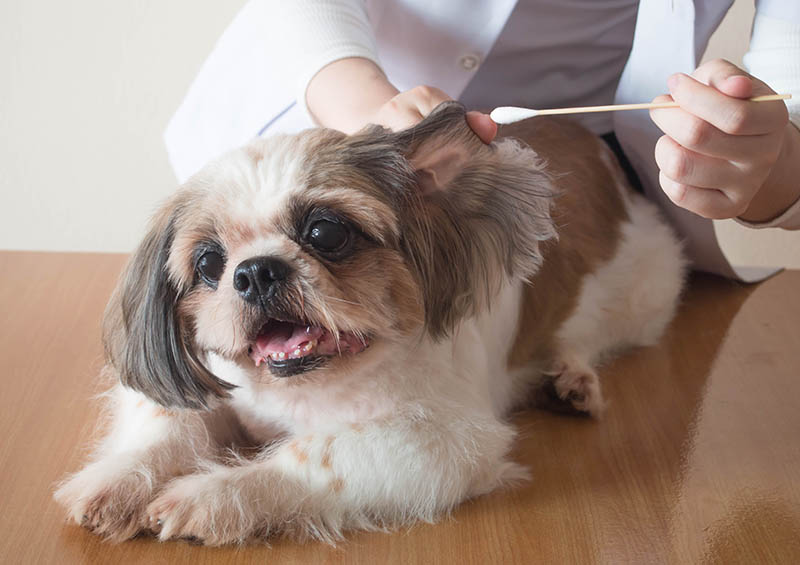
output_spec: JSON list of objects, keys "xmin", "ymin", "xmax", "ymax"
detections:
[{"xmin": 246, "ymin": 316, "xmax": 371, "ymax": 378}]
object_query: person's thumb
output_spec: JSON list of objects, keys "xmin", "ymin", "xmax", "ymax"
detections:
[{"xmin": 716, "ymin": 75, "xmax": 753, "ymax": 99}]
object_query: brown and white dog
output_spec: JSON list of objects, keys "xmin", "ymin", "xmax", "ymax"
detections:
[{"xmin": 55, "ymin": 102, "xmax": 685, "ymax": 545}]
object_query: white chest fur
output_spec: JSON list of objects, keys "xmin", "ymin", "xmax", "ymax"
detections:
[{"xmin": 206, "ymin": 281, "xmax": 525, "ymax": 439}]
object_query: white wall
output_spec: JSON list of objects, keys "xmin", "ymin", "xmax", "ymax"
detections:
[
  {"xmin": 1, "ymin": 0, "xmax": 798, "ymax": 267},
  {"xmin": 0, "ymin": 0, "xmax": 244, "ymax": 252}
]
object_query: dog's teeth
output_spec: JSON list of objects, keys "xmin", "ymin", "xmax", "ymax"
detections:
[
  {"xmin": 278, "ymin": 352, "xmax": 286, "ymax": 360},
  {"xmin": 293, "ymin": 348, "xmax": 301, "ymax": 357}
]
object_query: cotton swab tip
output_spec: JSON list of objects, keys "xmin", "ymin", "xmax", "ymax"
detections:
[{"xmin": 490, "ymin": 106, "xmax": 539, "ymax": 124}]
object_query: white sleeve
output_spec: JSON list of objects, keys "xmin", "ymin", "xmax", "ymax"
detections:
[
  {"xmin": 738, "ymin": 10, "xmax": 800, "ymax": 230},
  {"xmin": 267, "ymin": 0, "xmax": 382, "ymax": 120},
  {"xmin": 164, "ymin": 0, "xmax": 383, "ymax": 182}
]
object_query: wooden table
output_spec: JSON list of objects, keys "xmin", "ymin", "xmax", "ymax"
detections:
[{"xmin": 2, "ymin": 251, "xmax": 799, "ymax": 564}]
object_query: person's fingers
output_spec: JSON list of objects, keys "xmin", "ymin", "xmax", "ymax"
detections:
[
  {"xmin": 715, "ymin": 74, "xmax": 753, "ymax": 99},
  {"xmin": 654, "ymin": 134, "xmax": 745, "ymax": 189},
  {"xmin": 651, "ymin": 59, "xmax": 792, "ymax": 220},
  {"xmin": 649, "ymin": 97, "xmax": 781, "ymax": 161},
  {"xmin": 667, "ymin": 72, "xmax": 787, "ymax": 136},
  {"xmin": 691, "ymin": 58, "xmax": 779, "ymax": 97},
  {"xmin": 406, "ymin": 86, "xmax": 496, "ymax": 143},
  {"xmin": 377, "ymin": 107, "xmax": 425, "ymax": 131},
  {"xmin": 376, "ymin": 85, "xmax": 453, "ymax": 131},
  {"xmin": 406, "ymin": 85, "xmax": 452, "ymax": 116},
  {"xmin": 377, "ymin": 86, "xmax": 497, "ymax": 143},
  {"xmin": 658, "ymin": 171, "xmax": 745, "ymax": 219},
  {"xmin": 466, "ymin": 111, "xmax": 497, "ymax": 144},
  {"xmin": 692, "ymin": 59, "xmax": 755, "ymax": 94}
]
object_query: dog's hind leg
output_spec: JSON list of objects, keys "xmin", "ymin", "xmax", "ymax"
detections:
[
  {"xmin": 538, "ymin": 197, "xmax": 685, "ymax": 417},
  {"xmin": 541, "ymin": 354, "xmax": 606, "ymax": 416}
]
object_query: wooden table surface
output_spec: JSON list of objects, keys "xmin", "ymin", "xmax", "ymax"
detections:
[{"xmin": 1, "ymin": 251, "xmax": 799, "ymax": 564}]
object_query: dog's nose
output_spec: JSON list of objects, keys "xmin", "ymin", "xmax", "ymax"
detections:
[{"xmin": 233, "ymin": 256, "xmax": 289, "ymax": 304}]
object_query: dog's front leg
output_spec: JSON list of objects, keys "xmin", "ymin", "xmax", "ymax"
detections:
[
  {"xmin": 54, "ymin": 384, "xmax": 235, "ymax": 541},
  {"xmin": 147, "ymin": 409, "xmax": 527, "ymax": 545}
]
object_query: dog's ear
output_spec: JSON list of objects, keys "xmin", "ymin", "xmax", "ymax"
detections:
[
  {"xmin": 103, "ymin": 195, "xmax": 234, "ymax": 409},
  {"xmin": 392, "ymin": 102, "xmax": 558, "ymax": 338}
]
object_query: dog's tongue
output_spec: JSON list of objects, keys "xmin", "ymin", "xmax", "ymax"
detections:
[
  {"xmin": 248, "ymin": 320, "xmax": 369, "ymax": 366},
  {"xmin": 256, "ymin": 322, "xmax": 323, "ymax": 355}
]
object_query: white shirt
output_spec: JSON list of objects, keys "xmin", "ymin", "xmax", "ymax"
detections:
[
  {"xmin": 164, "ymin": 0, "xmax": 800, "ymax": 280},
  {"xmin": 460, "ymin": 0, "xmax": 639, "ymax": 136}
]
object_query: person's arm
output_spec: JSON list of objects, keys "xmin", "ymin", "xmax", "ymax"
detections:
[
  {"xmin": 737, "ymin": 9, "xmax": 800, "ymax": 229},
  {"xmin": 267, "ymin": 0, "xmax": 381, "ymax": 120},
  {"xmin": 306, "ymin": 57, "xmax": 496, "ymax": 141},
  {"xmin": 307, "ymin": 58, "xmax": 450, "ymax": 132},
  {"xmin": 293, "ymin": 3, "xmax": 495, "ymax": 141},
  {"xmin": 306, "ymin": 57, "xmax": 398, "ymax": 132},
  {"xmin": 740, "ymin": 116, "xmax": 800, "ymax": 224}
]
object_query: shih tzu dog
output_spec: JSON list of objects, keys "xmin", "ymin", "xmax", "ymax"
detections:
[{"xmin": 55, "ymin": 102, "xmax": 685, "ymax": 545}]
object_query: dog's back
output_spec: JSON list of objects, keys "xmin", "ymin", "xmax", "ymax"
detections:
[{"xmin": 500, "ymin": 117, "xmax": 686, "ymax": 414}]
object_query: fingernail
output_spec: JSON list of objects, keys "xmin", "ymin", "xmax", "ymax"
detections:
[
  {"xmin": 726, "ymin": 75, "xmax": 750, "ymax": 85},
  {"xmin": 667, "ymin": 73, "xmax": 680, "ymax": 91}
]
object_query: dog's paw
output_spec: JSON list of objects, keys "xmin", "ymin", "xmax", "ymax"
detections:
[
  {"xmin": 54, "ymin": 459, "xmax": 154, "ymax": 541},
  {"xmin": 544, "ymin": 359, "xmax": 606, "ymax": 417},
  {"xmin": 147, "ymin": 472, "xmax": 258, "ymax": 545}
]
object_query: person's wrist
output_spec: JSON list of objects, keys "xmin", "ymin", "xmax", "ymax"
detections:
[
  {"xmin": 306, "ymin": 58, "xmax": 398, "ymax": 133},
  {"xmin": 739, "ymin": 121, "xmax": 800, "ymax": 223}
]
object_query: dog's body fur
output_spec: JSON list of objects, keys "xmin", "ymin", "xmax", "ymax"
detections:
[{"xmin": 55, "ymin": 104, "xmax": 685, "ymax": 545}]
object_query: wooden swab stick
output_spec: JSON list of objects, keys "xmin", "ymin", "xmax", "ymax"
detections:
[{"xmin": 490, "ymin": 93, "xmax": 793, "ymax": 124}]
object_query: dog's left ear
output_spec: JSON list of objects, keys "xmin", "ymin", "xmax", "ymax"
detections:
[
  {"xmin": 103, "ymin": 194, "xmax": 234, "ymax": 409},
  {"xmin": 392, "ymin": 102, "xmax": 558, "ymax": 338}
]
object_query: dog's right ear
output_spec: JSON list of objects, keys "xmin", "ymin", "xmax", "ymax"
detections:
[
  {"xmin": 103, "ymin": 196, "xmax": 234, "ymax": 409},
  {"xmin": 388, "ymin": 103, "xmax": 558, "ymax": 338}
]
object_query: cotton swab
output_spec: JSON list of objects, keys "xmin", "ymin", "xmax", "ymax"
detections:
[{"xmin": 489, "ymin": 94, "xmax": 792, "ymax": 124}]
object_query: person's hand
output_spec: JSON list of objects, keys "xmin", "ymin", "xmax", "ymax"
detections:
[
  {"xmin": 649, "ymin": 58, "xmax": 795, "ymax": 221},
  {"xmin": 369, "ymin": 85, "xmax": 497, "ymax": 143},
  {"xmin": 307, "ymin": 58, "xmax": 496, "ymax": 143}
]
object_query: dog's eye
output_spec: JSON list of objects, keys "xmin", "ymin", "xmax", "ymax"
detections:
[
  {"xmin": 196, "ymin": 251, "xmax": 225, "ymax": 286},
  {"xmin": 308, "ymin": 220, "xmax": 349, "ymax": 253}
]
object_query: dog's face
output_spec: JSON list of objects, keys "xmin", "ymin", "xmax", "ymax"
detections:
[{"xmin": 104, "ymin": 103, "xmax": 556, "ymax": 409}]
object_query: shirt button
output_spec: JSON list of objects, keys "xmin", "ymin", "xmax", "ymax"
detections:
[{"xmin": 458, "ymin": 54, "xmax": 481, "ymax": 71}]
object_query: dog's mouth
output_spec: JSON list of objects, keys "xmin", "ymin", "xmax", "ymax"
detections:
[{"xmin": 248, "ymin": 318, "xmax": 370, "ymax": 377}]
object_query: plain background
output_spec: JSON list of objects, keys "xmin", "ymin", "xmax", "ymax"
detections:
[{"xmin": 1, "ymin": 0, "xmax": 798, "ymax": 268}]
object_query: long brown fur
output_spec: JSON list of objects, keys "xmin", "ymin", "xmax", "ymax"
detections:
[{"xmin": 501, "ymin": 118, "xmax": 630, "ymax": 369}]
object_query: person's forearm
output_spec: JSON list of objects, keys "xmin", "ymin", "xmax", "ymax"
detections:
[
  {"xmin": 306, "ymin": 57, "xmax": 399, "ymax": 133},
  {"xmin": 739, "ymin": 10, "xmax": 800, "ymax": 225},
  {"xmin": 739, "ymin": 122, "xmax": 800, "ymax": 224}
]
